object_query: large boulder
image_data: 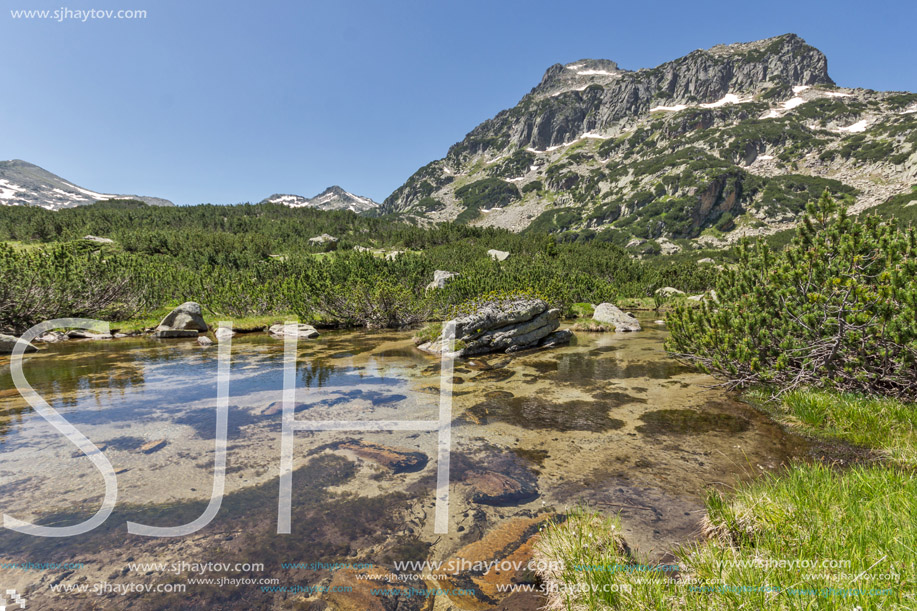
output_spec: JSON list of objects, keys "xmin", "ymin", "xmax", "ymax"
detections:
[
  {"xmin": 426, "ymin": 270, "xmax": 459, "ymax": 291},
  {"xmin": 83, "ymin": 235, "xmax": 115, "ymax": 244},
  {"xmin": 655, "ymin": 287, "xmax": 685, "ymax": 298},
  {"xmin": 0, "ymin": 334, "xmax": 38, "ymax": 354},
  {"xmin": 593, "ymin": 303, "xmax": 642, "ymax": 332},
  {"xmin": 418, "ymin": 297, "xmax": 573, "ymax": 357},
  {"xmin": 268, "ymin": 323, "xmax": 319, "ymax": 339},
  {"xmin": 487, "ymin": 249, "xmax": 510, "ymax": 261},
  {"xmin": 154, "ymin": 302, "xmax": 208, "ymax": 338}
]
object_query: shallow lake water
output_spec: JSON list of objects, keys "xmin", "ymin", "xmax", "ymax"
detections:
[{"xmin": 0, "ymin": 319, "xmax": 807, "ymax": 609}]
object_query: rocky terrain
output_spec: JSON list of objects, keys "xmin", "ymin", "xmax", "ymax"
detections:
[
  {"xmin": 0, "ymin": 159, "xmax": 173, "ymax": 210},
  {"xmin": 417, "ymin": 297, "xmax": 573, "ymax": 357},
  {"xmin": 384, "ymin": 34, "xmax": 917, "ymax": 254},
  {"xmin": 261, "ymin": 185, "xmax": 379, "ymax": 214}
]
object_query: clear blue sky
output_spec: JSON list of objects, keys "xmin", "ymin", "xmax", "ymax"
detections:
[{"xmin": 1, "ymin": 0, "xmax": 914, "ymax": 205}]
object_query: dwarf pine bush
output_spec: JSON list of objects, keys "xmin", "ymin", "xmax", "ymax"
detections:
[{"xmin": 666, "ymin": 191, "xmax": 917, "ymax": 399}]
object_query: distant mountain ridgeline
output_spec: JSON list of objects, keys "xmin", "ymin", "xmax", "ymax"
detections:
[{"xmin": 0, "ymin": 159, "xmax": 173, "ymax": 210}]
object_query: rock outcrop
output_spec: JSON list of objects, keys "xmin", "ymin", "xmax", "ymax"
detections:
[
  {"xmin": 308, "ymin": 233, "xmax": 338, "ymax": 244},
  {"xmin": 426, "ymin": 270, "xmax": 459, "ymax": 290},
  {"xmin": 268, "ymin": 323, "xmax": 319, "ymax": 339},
  {"xmin": 593, "ymin": 303, "xmax": 642, "ymax": 332},
  {"xmin": 417, "ymin": 298, "xmax": 573, "ymax": 357},
  {"xmin": 0, "ymin": 334, "xmax": 38, "ymax": 354},
  {"xmin": 83, "ymin": 235, "xmax": 114, "ymax": 244},
  {"xmin": 655, "ymin": 287, "xmax": 685, "ymax": 298},
  {"xmin": 487, "ymin": 249, "xmax": 510, "ymax": 261},
  {"xmin": 153, "ymin": 302, "xmax": 208, "ymax": 338}
]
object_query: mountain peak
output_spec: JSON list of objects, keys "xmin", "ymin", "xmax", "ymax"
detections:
[
  {"xmin": 531, "ymin": 59, "xmax": 628, "ymax": 98},
  {"xmin": 262, "ymin": 187, "xmax": 379, "ymax": 214}
]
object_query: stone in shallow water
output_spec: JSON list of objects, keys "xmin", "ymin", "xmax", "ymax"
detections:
[
  {"xmin": 465, "ymin": 469, "xmax": 539, "ymax": 506},
  {"xmin": 332, "ymin": 440, "xmax": 428, "ymax": 474},
  {"xmin": 268, "ymin": 323, "xmax": 319, "ymax": 339},
  {"xmin": 593, "ymin": 303, "xmax": 641, "ymax": 332},
  {"xmin": 0, "ymin": 333, "xmax": 37, "ymax": 354},
  {"xmin": 139, "ymin": 439, "xmax": 167, "ymax": 454}
]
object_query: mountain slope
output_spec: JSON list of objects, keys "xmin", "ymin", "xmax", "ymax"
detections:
[
  {"xmin": 0, "ymin": 159, "xmax": 173, "ymax": 209},
  {"xmin": 262, "ymin": 186, "xmax": 379, "ymax": 213},
  {"xmin": 384, "ymin": 34, "xmax": 917, "ymax": 253}
]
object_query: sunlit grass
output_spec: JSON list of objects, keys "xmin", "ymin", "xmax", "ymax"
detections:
[
  {"xmin": 748, "ymin": 389, "xmax": 917, "ymax": 466},
  {"xmin": 538, "ymin": 465, "xmax": 916, "ymax": 609}
]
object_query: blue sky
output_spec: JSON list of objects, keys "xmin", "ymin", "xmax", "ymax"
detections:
[{"xmin": 2, "ymin": 0, "xmax": 915, "ymax": 205}]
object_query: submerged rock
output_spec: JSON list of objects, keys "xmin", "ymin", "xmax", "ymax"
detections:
[
  {"xmin": 593, "ymin": 303, "xmax": 642, "ymax": 332},
  {"xmin": 417, "ymin": 298, "xmax": 573, "ymax": 357},
  {"xmin": 333, "ymin": 440, "xmax": 428, "ymax": 474},
  {"xmin": 154, "ymin": 302, "xmax": 208, "ymax": 337},
  {"xmin": 139, "ymin": 439, "xmax": 167, "ymax": 454},
  {"xmin": 197, "ymin": 336, "xmax": 213, "ymax": 347},
  {"xmin": 466, "ymin": 470, "xmax": 538, "ymax": 506},
  {"xmin": 0, "ymin": 334, "xmax": 37, "ymax": 354},
  {"xmin": 267, "ymin": 323, "xmax": 319, "ymax": 339}
]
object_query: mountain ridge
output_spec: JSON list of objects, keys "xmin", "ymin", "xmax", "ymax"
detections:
[
  {"xmin": 0, "ymin": 159, "xmax": 174, "ymax": 210},
  {"xmin": 383, "ymin": 33, "xmax": 917, "ymax": 253},
  {"xmin": 261, "ymin": 186, "xmax": 380, "ymax": 214}
]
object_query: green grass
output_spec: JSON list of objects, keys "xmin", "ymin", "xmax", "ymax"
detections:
[
  {"xmin": 3, "ymin": 240, "xmax": 48, "ymax": 252},
  {"xmin": 109, "ymin": 309, "xmax": 298, "ymax": 333},
  {"xmin": 569, "ymin": 302, "xmax": 596, "ymax": 318},
  {"xmin": 747, "ymin": 390, "xmax": 917, "ymax": 466},
  {"xmin": 537, "ymin": 388, "xmax": 917, "ymax": 609},
  {"xmin": 538, "ymin": 466, "xmax": 916, "ymax": 610}
]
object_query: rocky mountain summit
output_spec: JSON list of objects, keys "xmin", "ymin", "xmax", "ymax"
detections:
[
  {"xmin": 262, "ymin": 186, "xmax": 379, "ymax": 214},
  {"xmin": 0, "ymin": 159, "xmax": 173, "ymax": 210},
  {"xmin": 384, "ymin": 34, "xmax": 917, "ymax": 253}
]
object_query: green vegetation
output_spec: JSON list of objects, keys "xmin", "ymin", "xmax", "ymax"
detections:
[
  {"xmin": 454, "ymin": 177, "xmax": 520, "ymax": 209},
  {"xmin": 531, "ymin": 191, "xmax": 917, "ymax": 609},
  {"xmin": 0, "ymin": 200, "xmax": 715, "ymax": 334},
  {"xmin": 667, "ymin": 192, "xmax": 917, "ymax": 399},
  {"xmin": 871, "ymin": 186, "xmax": 917, "ymax": 224},
  {"xmin": 538, "ymin": 463, "xmax": 915, "ymax": 610},
  {"xmin": 748, "ymin": 389, "xmax": 917, "ymax": 465}
]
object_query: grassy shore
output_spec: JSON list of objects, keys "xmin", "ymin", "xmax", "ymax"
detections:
[
  {"xmin": 535, "ymin": 389, "xmax": 917, "ymax": 610},
  {"xmin": 108, "ymin": 308, "xmax": 301, "ymax": 334}
]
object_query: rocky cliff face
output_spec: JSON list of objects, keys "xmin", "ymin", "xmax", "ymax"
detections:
[
  {"xmin": 384, "ymin": 34, "xmax": 917, "ymax": 252},
  {"xmin": 0, "ymin": 159, "xmax": 173, "ymax": 210}
]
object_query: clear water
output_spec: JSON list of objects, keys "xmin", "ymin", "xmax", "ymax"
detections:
[{"xmin": 0, "ymin": 320, "xmax": 807, "ymax": 609}]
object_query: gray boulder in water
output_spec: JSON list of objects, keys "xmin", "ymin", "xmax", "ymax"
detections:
[
  {"xmin": 593, "ymin": 303, "xmax": 641, "ymax": 332},
  {"xmin": 418, "ymin": 298, "xmax": 573, "ymax": 357},
  {"xmin": 268, "ymin": 323, "xmax": 320, "ymax": 339},
  {"xmin": 154, "ymin": 302, "xmax": 208, "ymax": 338},
  {"xmin": 0, "ymin": 333, "xmax": 38, "ymax": 354}
]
